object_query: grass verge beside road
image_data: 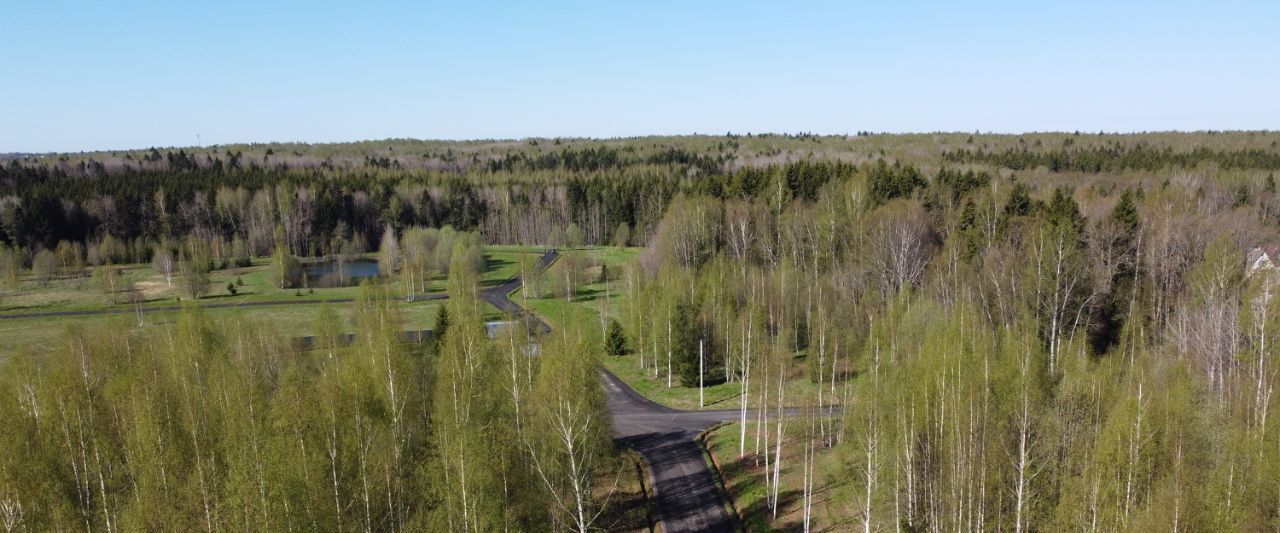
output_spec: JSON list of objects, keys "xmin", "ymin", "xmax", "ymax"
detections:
[{"xmin": 703, "ymin": 422, "xmax": 849, "ymax": 532}]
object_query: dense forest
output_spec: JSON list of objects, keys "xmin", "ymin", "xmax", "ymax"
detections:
[{"xmin": 3, "ymin": 131, "xmax": 1280, "ymax": 530}]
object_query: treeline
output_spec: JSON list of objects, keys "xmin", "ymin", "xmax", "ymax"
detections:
[
  {"xmin": 6, "ymin": 133, "xmax": 1280, "ymax": 260},
  {"xmin": 616, "ymin": 151, "xmax": 1280, "ymax": 529},
  {"xmin": 486, "ymin": 145, "xmax": 725, "ymax": 175},
  {"xmin": 0, "ymin": 162, "xmax": 485, "ymax": 257},
  {"xmin": 0, "ymin": 252, "xmax": 620, "ymax": 531},
  {"xmin": 944, "ymin": 143, "xmax": 1280, "ymax": 172},
  {"xmin": 0, "ymin": 157, "xmax": 872, "ymax": 261}
]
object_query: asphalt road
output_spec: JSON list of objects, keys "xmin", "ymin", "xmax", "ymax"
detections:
[
  {"xmin": 479, "ymin": 249, "xmax": 556, "ymax": 334},
  {"xmin": 602, "ymin": 369, "xmax": 743, "ymax": 532}
]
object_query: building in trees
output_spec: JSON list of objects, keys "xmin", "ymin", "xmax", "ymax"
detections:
[{"xmin": 1246, "ymin": 245, "xmax": 1278, "ymax": 276}]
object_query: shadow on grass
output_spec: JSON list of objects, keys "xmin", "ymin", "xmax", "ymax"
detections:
[
  {"xmin": 479, "ymin": 256, "xmax": 516, "ymax": 287},
  {"xmin": 566, "ymin": 286, "xmax": 609, "ymax": 302},
  {"xmin": 719, "ymin": 441, "xmax": 856, "ymax": 532},
  {"xmin": 703, "ymin": 392, "xmax": 741, "ymax": 409},
  {"xmin": 700, "ymin": 369, "xmax": 729, "ymax": 388},
  {"xmin": 598, "ymin": 453, "xmax": 656, "ymax": 533},
  {"xmin": 740, "ymin": 488, "xmax": 804, "ymax": 532}
]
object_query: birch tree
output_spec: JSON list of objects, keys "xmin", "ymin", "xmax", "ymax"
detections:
[
  {"xmin": 151, "ymin": 245, "xmax": 176, "ymax": 287},
  {"xmin": 527, "ymin": 327, "xmax": 612, "ymax": 532},
  {"xmin": 378, "ymin": 225, "xmax": 400, "ymax": 279}
]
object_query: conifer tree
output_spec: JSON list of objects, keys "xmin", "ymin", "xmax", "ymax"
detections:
[
  {"xmin": 605, "ymin": 319, "xmax": 628, "ymax": 355},
  {"xmin": 672, "ymin": 301, "xmax": 702, "ymax": 387}
]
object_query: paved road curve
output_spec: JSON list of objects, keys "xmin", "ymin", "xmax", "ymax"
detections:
[
  {"xmin": 602, "ymin": 369, "xmax": 745, "ymax": 532},
  {"xmin": 478, "ymin": 249, "xmax": 557, "ymax": 334}
]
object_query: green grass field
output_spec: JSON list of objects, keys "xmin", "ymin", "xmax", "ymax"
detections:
[
  {"xmin": 0, "ymin": 247, "xmax": 547, "ymax": 315},
  {"xmin": 0, "ymin": 246, "xmax": 550, "ymax": 356},
  {"xmin": 517, "ymin": 246, "xmax": 637, "ymax": 334}
]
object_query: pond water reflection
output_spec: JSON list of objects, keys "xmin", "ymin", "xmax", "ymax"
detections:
[{"xmin": 304, "ymin": 258, "xmax": 380, "ymax": 287}]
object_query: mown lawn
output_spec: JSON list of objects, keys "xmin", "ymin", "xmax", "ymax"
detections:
[{"xmin": 517, "ymin": 247, "xmax": 639, "ymax": 341}]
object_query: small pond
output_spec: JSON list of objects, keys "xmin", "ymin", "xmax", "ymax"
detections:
[{"xmin": 304, "ymin": 258, "xmax": 381, "ymax": 287}]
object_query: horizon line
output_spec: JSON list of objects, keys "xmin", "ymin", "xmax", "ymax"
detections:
[{"xmin": 6, "ymin": 128, "xmax": 1278, "ymax": 156}]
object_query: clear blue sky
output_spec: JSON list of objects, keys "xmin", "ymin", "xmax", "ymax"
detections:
[{"xmin": 2, "ymin": 1, "xmax": 1277, "ymax": 152}]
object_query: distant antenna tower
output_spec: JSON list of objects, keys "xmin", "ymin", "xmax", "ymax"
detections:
[{"xmin": 197, "ymin": 134, "xmax": 201, "ymax": 147}]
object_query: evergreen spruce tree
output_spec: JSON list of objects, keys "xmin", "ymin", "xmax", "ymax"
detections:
[
  {"xmin": 605, "ymin": 319, "xmax": 628, "ymax": 355},
  {"xmin": 672, "ymin": 302, "xmax": 701, "ymax": 387},
  {"xmin": 432, "ymin": 304, "xmax": 450, "ymax": 351}
]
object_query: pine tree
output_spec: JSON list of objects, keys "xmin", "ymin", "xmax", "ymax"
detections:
[
  {"xmin": 1004, "ymin": 181, "xmax": 1034, "ymax": 218},
  {"xmin": 1110, "ymin": 189, "xmax": 1140, "ymax": 235}
]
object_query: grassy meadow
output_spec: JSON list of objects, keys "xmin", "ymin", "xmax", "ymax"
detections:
[{"xmin": 0, "ymin": 246, "xmax": 552, "ymax": 356}]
